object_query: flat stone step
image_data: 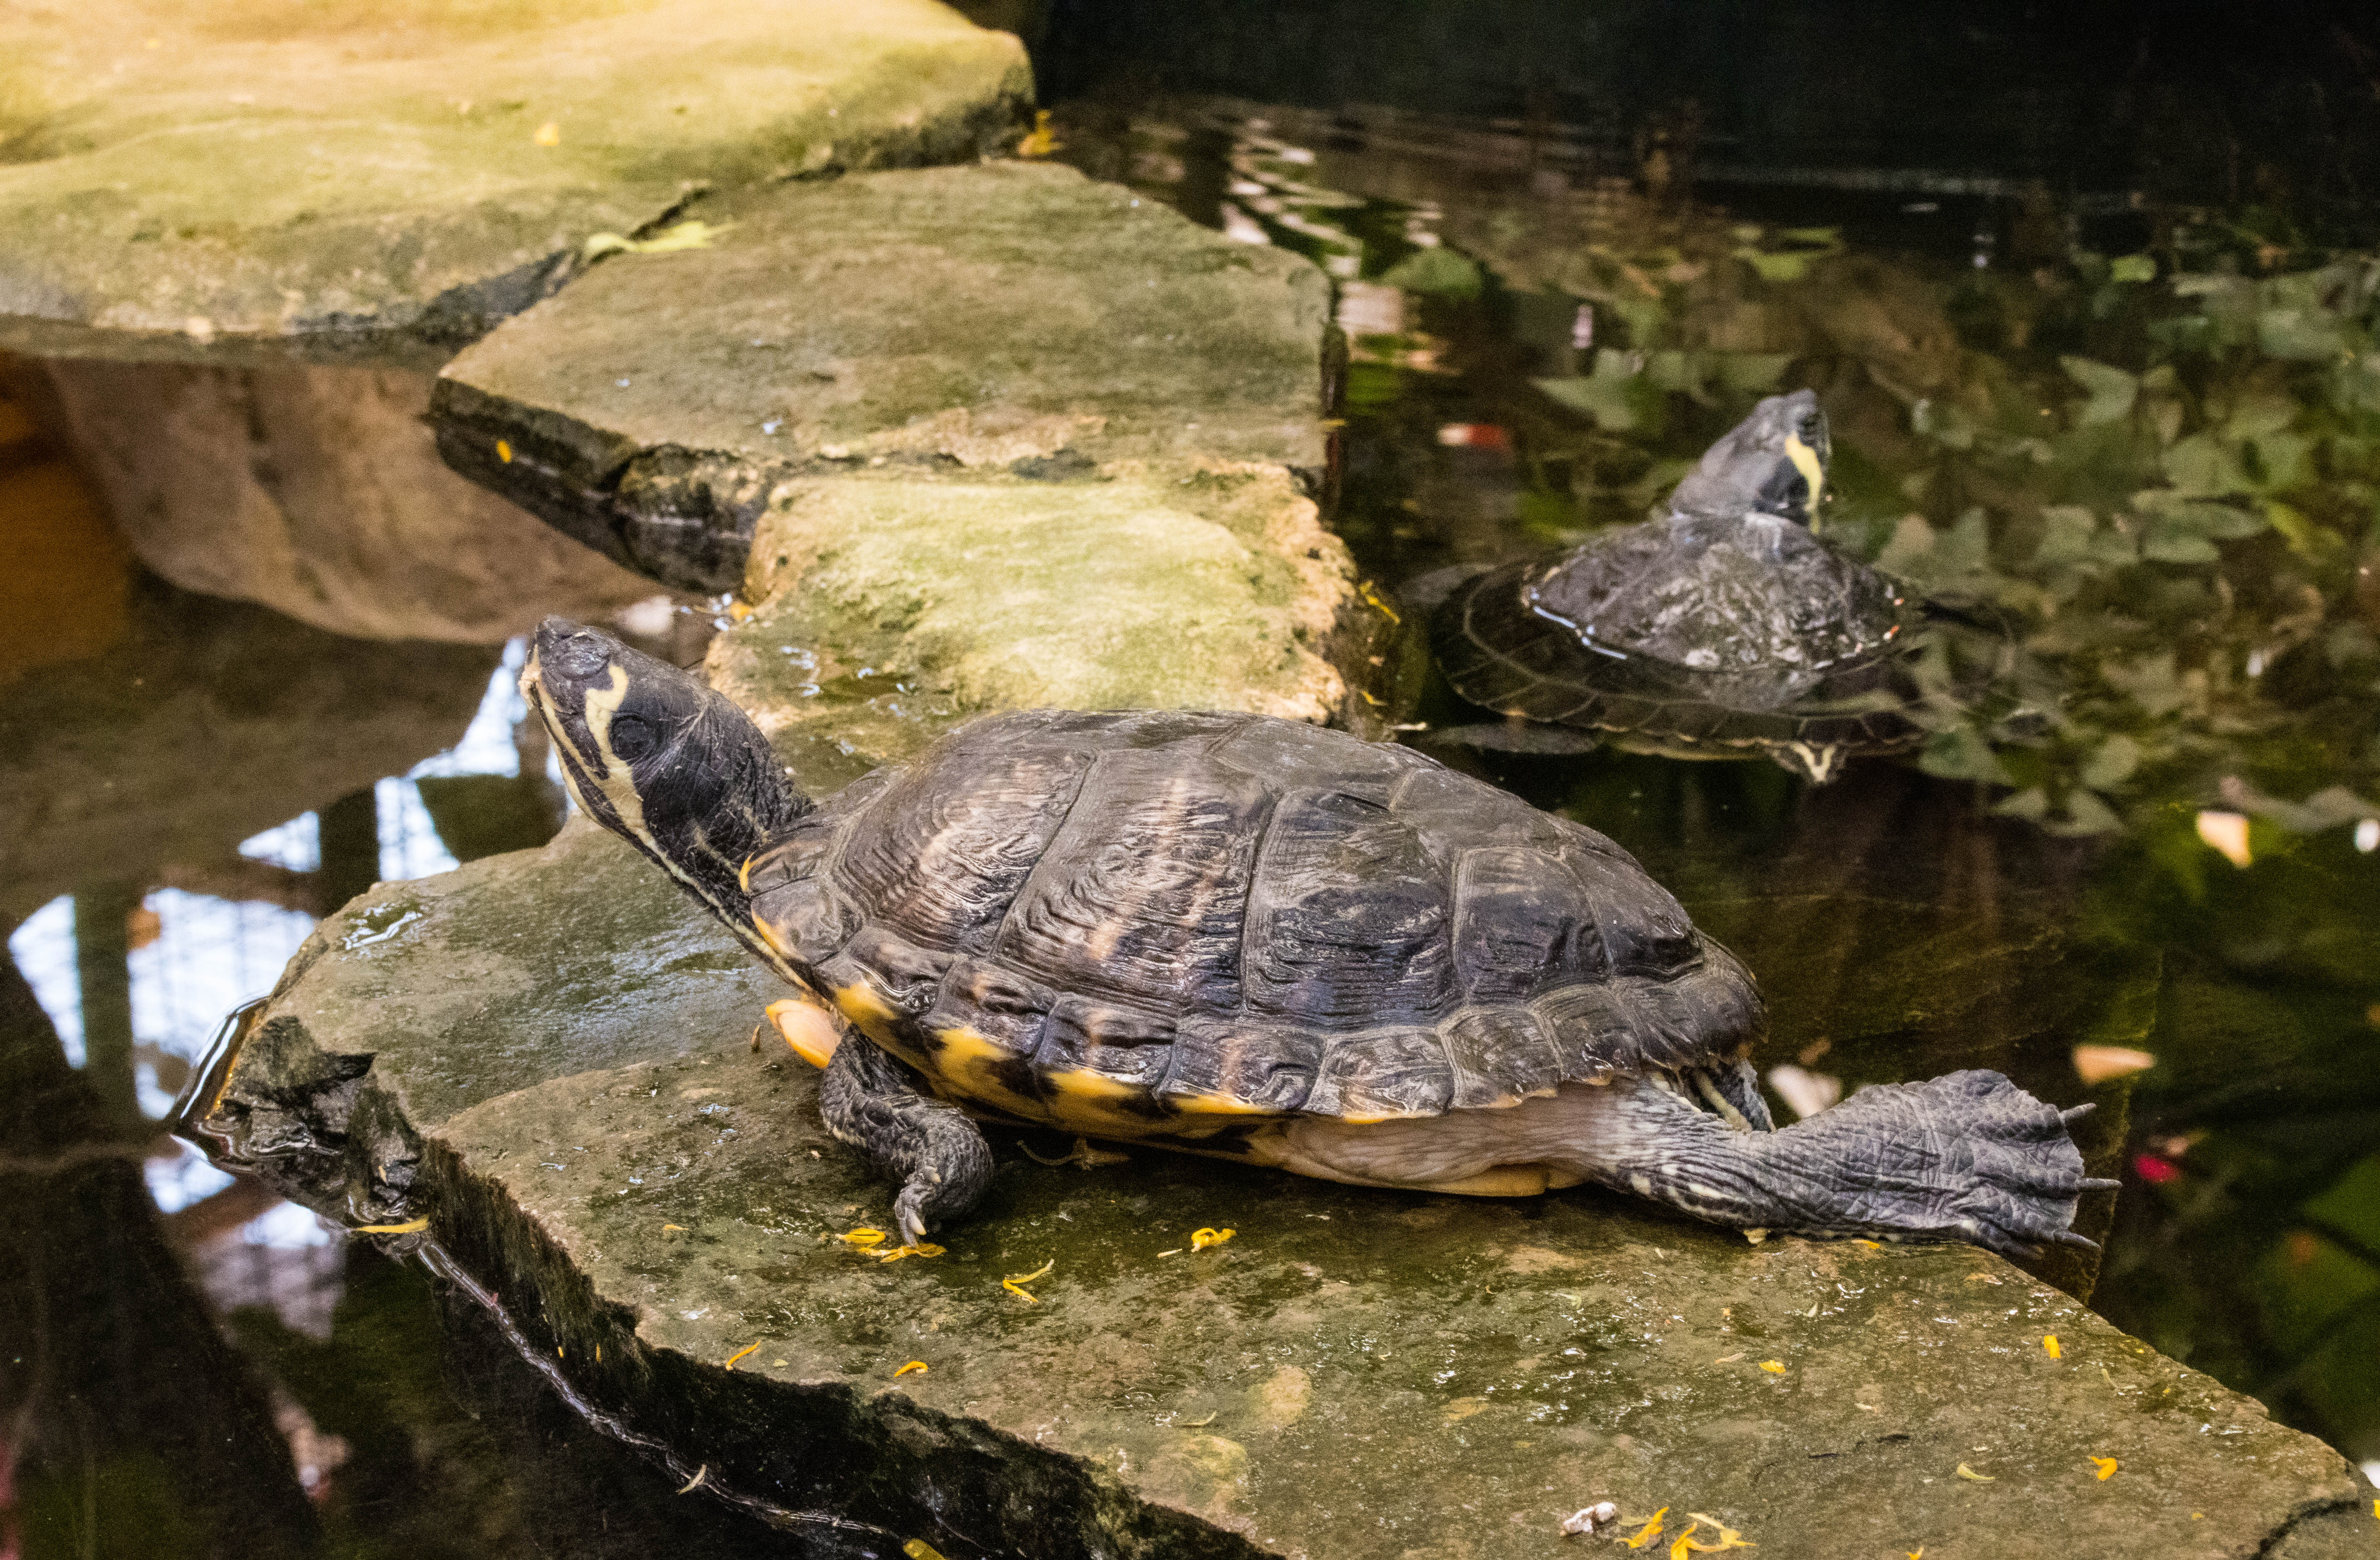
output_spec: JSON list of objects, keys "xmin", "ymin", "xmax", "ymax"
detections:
[
  {"xmin": 428, "ymin": 161, "xmax": 1339, "ymax": 592},
  {"xmin": 0, "ymin": 0, "xmax": 1029, "ymax": 364},
  {"xmin": 198, "ymin": 810, "xmax": 2364, "ymax": 1560}
]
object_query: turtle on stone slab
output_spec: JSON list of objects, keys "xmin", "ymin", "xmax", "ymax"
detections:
[
  {"xmin": 1430, "ymin": 389, "xmax": 2006, "ymax": 783},
  {"xmin": 525, "ymin": 618, "xmax": 2108, "ymax": 1252}
]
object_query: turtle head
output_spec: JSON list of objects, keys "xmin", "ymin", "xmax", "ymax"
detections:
[
  {"xmin": 1668, "ymin": 389, "xmax": 1830, "ymax": 526},
  {"xmin": 524, "ymin": 618, "xmax": 810, "ymax": 946}
]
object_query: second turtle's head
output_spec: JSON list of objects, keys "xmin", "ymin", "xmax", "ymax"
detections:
[
  {"xmin": 1668, "ymin": 389, "xmax": 1830, "ymax": 526},
  {"xmin": 525, "ymin": 617, "xmax": 808, "ymax": 945}
]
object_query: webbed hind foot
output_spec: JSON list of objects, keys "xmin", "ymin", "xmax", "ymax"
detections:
[{"xmin": 1745, "ymin": 1070, "xmax": 2115, "ymax": 1256}]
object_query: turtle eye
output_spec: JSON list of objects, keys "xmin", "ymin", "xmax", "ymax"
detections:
[{"xmin": 608, "ymin": 713, "xmax": 661, "ymax": 762}]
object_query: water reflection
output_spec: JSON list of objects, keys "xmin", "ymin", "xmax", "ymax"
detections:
[
  {"xmin": 1056, "ymin": 94, "xmax": 2380, "ymax": 1463},
  {"xmin": 0, "ymin": 358, "xmax": 734, "ymax": 1553}
]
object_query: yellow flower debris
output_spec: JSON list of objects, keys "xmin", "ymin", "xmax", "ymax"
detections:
[
  {"xmin": 877, "ymin": 1242, "xmax": 946, "ymax": 1264},
  {"xmin": 1003, "ymin": 1258, "xmax": 1055, "ymax": 1303},
  {"xmin": 1683, "ymin": 1513, "xmax": 1754, "ymax": 1552},
  {"xmin": 1853, "ymin": 1239, "xmax": 1881, "ymax": 1248},
  {"xmin": 902, "ymin": 1541, "xmax": 948, "ymax": 1560},
  {"xmin": 2090, "ymin": 1456, "xmax": 2118, "ymax": 1481},
  {"xmin": 496, "ymin": 438, "xmax": 513, "ymax": 464},
  {"xmin": 1623, "ymin": 1508, "xmax": 1667, "ymax": 1549},
  {"xmin": 1954, "ymin": 1463, "xmax": 1994, "ymax": 1482},
  {"xmin": 533, "ymin": 121, "xmax": 561, "ymax": 146},
  {"xmin": 1358, "ymin": 580, "xmax": 1402, "ymax": 624},
  {"xmin": 352, "ymin": 1216, "xmax": 429, "ymax": 1234},
  {"xmin": 2043, "ymin": 1335, "xmax": 2062, "ymax": 1359},
  {"xmin": 839, "ymin": 1227, "xmax": 890, "ymax": 1248},
  {"xmin": 1015, "ymin": 110, "xmax": 1062, "ymax": 158},
  {"xmin": 723, "ymin": 1342, "xmax": 761, "ymax": 1370},
  {"xmin": 1758, "ymin": 1360, "xmax": 1785, "ymax": 1374},
  {"xmin": 894, "ymin": 1360, "xmax": 928, "ymax": 1377},
  {"xmin": 1190, "ymin": 1227, "xmax": 1235, "ymax": 1251},
  {"xmin": 727, "ymin": 599, "xmax": 753, "ymax": 623}
]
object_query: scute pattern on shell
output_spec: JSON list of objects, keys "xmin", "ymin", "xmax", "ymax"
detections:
[{"xmin": 744, "ymin": 709, "xmax": 1763, "ymax": 1125}]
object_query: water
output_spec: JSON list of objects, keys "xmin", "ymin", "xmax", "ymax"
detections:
[
  {"xmin": 1049, "ymin": 94, "xmax": 2380, "ymax": 1466},
  {"xmin": 3, "ymin": 65, "xmax": 2377, "ymax": 1560}
]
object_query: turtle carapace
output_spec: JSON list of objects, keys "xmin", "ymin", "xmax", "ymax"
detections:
[
  {"xmin": 526, "ymin": 618, "xmax": 2106, "ymax": 1252},
  {"xmin": 1432, "ymin": 389, "xmax": 1957, "ymax": 782}
]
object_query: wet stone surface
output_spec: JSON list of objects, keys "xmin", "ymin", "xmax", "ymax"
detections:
[
  {"xmin": 206, "ymin": 814, "xmax": 2363, "ymax": 1559},
  {"xmin": 707, "ymin": 466, "xmax": 1374, "ymax": 767},
  {"xmin": 0, "ymin": 0, "xmax": 1029, "ymax": 363},
  {"xmin": 429, "ymin": 162, "xmax": 1338, "ymax": 590}
]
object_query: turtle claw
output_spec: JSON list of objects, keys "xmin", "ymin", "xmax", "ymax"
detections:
[
  {"xmin": 2060, "ymin": 1103, "xmax": 2097, "ymax": 1126},
  {"xmin": 2080, "ymin": 1177, "xmax": 2123, "ymax": 1192}
]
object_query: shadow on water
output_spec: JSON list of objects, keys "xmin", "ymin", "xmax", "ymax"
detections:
[{"xmin": 1047, "ymin": 80, "xmax": 2380, "ymax": 1465}]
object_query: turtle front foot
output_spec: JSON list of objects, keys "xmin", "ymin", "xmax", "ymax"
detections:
[
  {"xmin": 1755, "ymin": 1070, "xmax": 2118, "ymax": 1257},
  {"xmin": 818, "ymin": 1039, "xmax": 994, "ymax": 1245}
]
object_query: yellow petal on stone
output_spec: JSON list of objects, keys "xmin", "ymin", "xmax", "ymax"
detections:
[
  {"xmin": 903, "ymin": 1542, "xmax": 947, "ymax": 1560},
  {"xmin": 876, "ymin": 1242, "xmax": 945, "ymax": 1263},
  {"xmin": 1682, "ymin": 1512, "xmax": 1755, "ymax": 1552},
  {"xmin": 1190, "ymin": 1227, "xmax": 1235, "ymax": 1251},
  {"xmin": 1003, "ymin": 1257, "xmax": 1055, "ymax": 1303},
  {"xmin": 1954, "ymin": 1463, "xmax": 1995, "ymax": 1482},
  {"xmin": 1622, "ymin": 1508, "xmax": 1668, "ymax": 1549},
  {"xmin": 838, "ymin": 1227, "xmax": 889, "ymax": 1248},
  {"xmin": 723, "ymin": 1342, "xmax": 761, "ymax": 1370},
  {"xmin": 1758, "ymin": 1360, "xmax": 1785, "ymax": 1374},
  {"xmin": 2091, "ymin": 1456, "xmax": 2118, "ymax": 1481},
  {"xmin": 352, "ymin": 1216, "xmax": 429, "ymax": 1233},
  {"xmin": 2073, "ymin": 1045, "xmax": 2156, "ymax": 1085},
  {"xmin": 894, "ymin": 1360, "xmax": 928, "ymax": 1377},
  {"xmin": 495, "ymin": 438, "xmax": 513, "ymax": 464},
  {"xmin": 533, "ymin": 121, "xmax": 561, "ymax": 146},
  {"xmin": 1667, "ymin": 1519, "xmax": 1701, "ymax": 1559},
  {"xmin": 2043, "ymin": 1335, "xmax": 2062, "ymax": 1359}
]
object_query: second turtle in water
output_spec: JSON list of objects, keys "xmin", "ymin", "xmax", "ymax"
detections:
[
  {"xmin": 526, "ymin": 619, "xmax": 2105, "ymax": 1253},
  {"xmin": 1432, "ymin": 390, "xmax": 1975, "ymax": 783}
]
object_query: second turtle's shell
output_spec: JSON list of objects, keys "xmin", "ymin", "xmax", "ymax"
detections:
[
  {"xmin": 746, "ymin": 709, "xmax": 1761, "ymax": 1135},
  {"xmin": 1433, "ymin": 514, "xmax": 1932, "ymax": 766}
]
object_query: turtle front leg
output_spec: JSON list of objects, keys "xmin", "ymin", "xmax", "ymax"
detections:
[
  {"xmin": 818, "ymin": 1040, "xmax": 994, "ymax": 1246},
  {"xmin": 1581, "ymin": 1069, "xmax": 2115, "ymax": 1257}
]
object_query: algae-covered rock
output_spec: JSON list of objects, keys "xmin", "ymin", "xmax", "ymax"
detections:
[
  {"xmin": 429, "ymin": 161, "xmax": 1337, "ymax": 590},
  {"xmin": 194, "ymin": 807, "xmax": 2367, "ymax": 1559},
  {"xmin": 706, "ymin": 465, "xmax": 1365, "ymax": 766},
  {"xmin": 0, "ymin": 0, "xmax": 1029, "ymax": 364}
]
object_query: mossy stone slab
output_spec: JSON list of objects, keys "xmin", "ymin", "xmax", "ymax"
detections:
[
  {"xmin": 200, "ymin": 811, "xmax": 2365, "ymax": 1559},
  {"xmin": 429, "ymin": 161, "xmax": 1337, "ymax": 590},
  {"xmin": 0, "ymin": 0, "xmax": 1029, "ymax": 365},
  {"xmin": 705, "ymin": 466, "xmax": 1370, "ymax": 769}
]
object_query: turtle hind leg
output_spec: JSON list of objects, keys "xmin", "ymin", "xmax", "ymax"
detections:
[
  {"xmin": 818, "ymin": 1040, "xmax": 994, "ymax": 1245},
  {"xmin": 1581, "ymin": 1069, "xmax": 2113, "ymax": 1257}
]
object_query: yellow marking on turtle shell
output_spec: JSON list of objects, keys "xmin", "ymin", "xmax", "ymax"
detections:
[
  {"xmin": 1039, "ymin": 1068, "xmax": 1184, "ymax": 1139},
  {"xmin": 757, "ymin": 920, "xmax": 794, "ymax": 958},
  {"xmin": 766, "ymin": 999, "xmax": 842, "ymax": 1069},
  {"xmin": 1784, "ymin": 430, "xmax": 1826, "ymax": 507},
  {"xmin": 739, "ymin": 855, "xmax": 756, "ymax": 895},
  {"xmin": 1163, "ymin": 1092, "xmax": 1276, "ymax": 1116},
  {"xmin": 832, "ymin": 983, "xmax": 904, "ymax": 1045},
  {"xmin": 926, "ymin": 1027, "xmax": 1058, "ymax": 1124}
]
